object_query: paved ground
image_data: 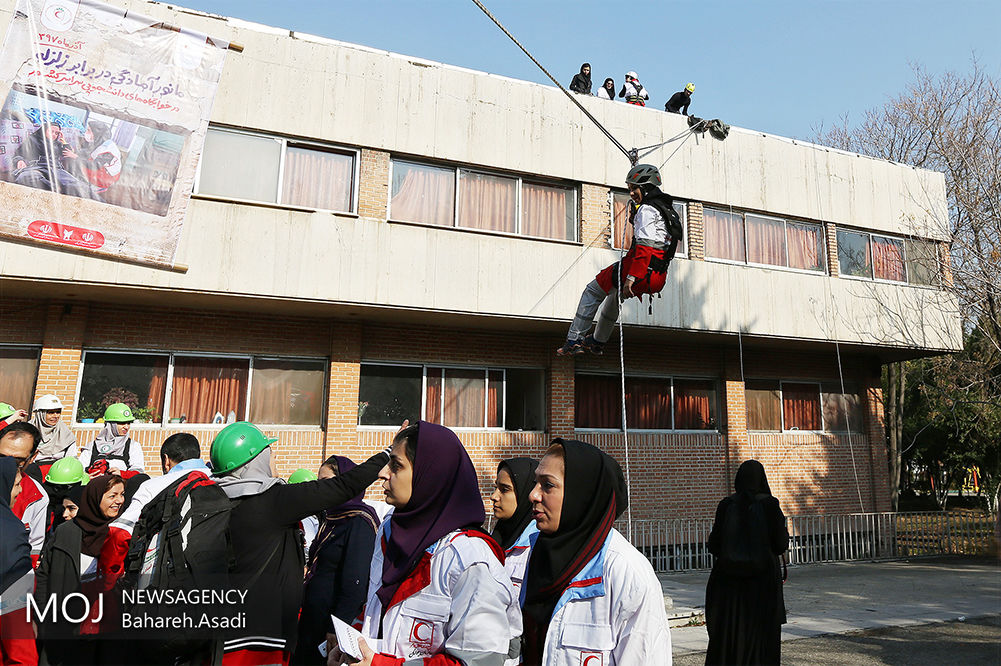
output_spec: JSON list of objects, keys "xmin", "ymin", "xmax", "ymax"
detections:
[
  {"xmin": 659, "ymin": 556, "xmax": 1001, "ymax": 659},
  {"xmin": 672, "ymin": 615, "xmax": 1001, "ymax": 666}
]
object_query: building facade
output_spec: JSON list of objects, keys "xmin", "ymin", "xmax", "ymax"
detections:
[{"xmin": 0, "ymin": 0, "xmax": 961, "ymax": 521}]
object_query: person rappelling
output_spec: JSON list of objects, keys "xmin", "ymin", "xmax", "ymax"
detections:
[{"xmin": 557, "ymin": 164, "xmax": 683, "ymax": 356}]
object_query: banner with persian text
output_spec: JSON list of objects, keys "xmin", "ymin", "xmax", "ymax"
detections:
[{"xmin": 0, "ymin": 0, "xmax": 228, "ymax": 268}]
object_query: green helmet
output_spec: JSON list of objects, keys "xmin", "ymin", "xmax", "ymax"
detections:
[
  {"xmin": 288, "ymin": 468, "xmax": 317, "ymax": 484},
  {"xmin": 0, "ymin": 402, "xmax": 15, "ymax": 421},
  {"xmin": 210, "ymin": 422, "xmax": 277, "ymax": 475},
  {"xmin": 103, "ymin": 403, "xmax": 135, "ymax": 423},
  {"xmin": 46, "ymin": 456, "xmax": 87, "ymax": 485}
]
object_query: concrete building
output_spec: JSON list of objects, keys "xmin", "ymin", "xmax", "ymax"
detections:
[{"xmin": 0, "ymin": 0, "xmax": 961, "ymax": 523}]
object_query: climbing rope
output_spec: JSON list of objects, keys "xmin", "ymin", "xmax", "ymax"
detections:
[{"xmin": 616, "ymin": 204, "xmax": 633, "ymax": 539}]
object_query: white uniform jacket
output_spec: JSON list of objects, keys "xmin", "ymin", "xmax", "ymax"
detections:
[
  {"xmin": 361, "ymin": 522, "xmax": 522, "ymax": 665},
  {"xmin": 536, "ymin": 529, "xmax": 671, "ymax": 666},
  {"xmin": 13, "ymin": 475, "xmax": 48, "ymax": 561},
  {"xmin": 504, "ymin": 522, "xmax": 539, "ymax": 591}
]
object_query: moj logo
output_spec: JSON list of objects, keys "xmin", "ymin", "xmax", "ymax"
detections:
[{"xmin": 26, "ymin": 593, "xmax": 103, "ymax": 623}]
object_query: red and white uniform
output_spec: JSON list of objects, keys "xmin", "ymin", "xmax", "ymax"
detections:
[
  {"xmin": 361, "ymin": 523, "xmax": 522, "ymax": 666},
  {"xmin": 11, "ymin": 474, "xmax": 48, "ymax": 566}
]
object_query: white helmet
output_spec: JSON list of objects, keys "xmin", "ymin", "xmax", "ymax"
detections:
[
  {"xmin": 33, "ymin": 394, "xmax": 63, "ymax": 411},
  {"xmin": 626, "ymin": 71, "xmax": 638, "ymax": 80}
]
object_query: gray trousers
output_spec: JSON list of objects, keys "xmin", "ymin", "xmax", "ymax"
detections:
[{"xmin": 567, "ymin": 279, "xmax": 621, "ymax": 343}]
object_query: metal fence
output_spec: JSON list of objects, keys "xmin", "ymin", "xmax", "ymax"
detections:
[{"xmin": 618, "ymin": 511, "xmax": 998, "ymax": 573}]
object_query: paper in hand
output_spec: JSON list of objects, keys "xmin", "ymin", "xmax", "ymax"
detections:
[{"xmin": 331, "ymin": 615, "xmax": 364, "ymax": 661}]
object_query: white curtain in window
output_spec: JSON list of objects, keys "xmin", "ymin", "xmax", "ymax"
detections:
[
  {"xmin": 282, "ymin": 147, "xmax": 353, "ymax": 211},
  {"xmin": 198, "ymin": 129, "xmax": 281, "ymax": 202}
]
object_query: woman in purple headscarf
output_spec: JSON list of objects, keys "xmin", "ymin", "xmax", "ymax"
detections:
[
  {"xmin": 292, "ymin": 455, "xmax": 380, "ymax": 665},
  {"xmin": 331, "ymin": 421, "xmax": 522, "ymax": 666}
]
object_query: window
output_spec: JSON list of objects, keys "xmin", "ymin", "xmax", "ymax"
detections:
[
  {"xmin": 389, "ymin": 159, "xmax": 577, "ymax": 241},
  {"xmin": 358, "ymin": 364, "xmax": 545, "ymax": 430},
  {"xmin": 745, "ymin": 380, "xmax": 781, "ymax": 431},
  {"xmin": 821, "ymin": 383, "xmax": 864, "ymax": 433},
  {"xmin": 76, "ymin": 352, "xmax": 326, "ymax": 425},
  {"xmin": 781, "ymin": 382, "xmax": 822, "ymax": 431},
  {"xmin": 838, "ymin": 229, "xmax": 937, "ymax": 284},
  {"xmin": 575, "ymin": 374, "xmax": 718, "ymax": 430},
  {"xmin": 706, "ymin": 207, "xmax": 826, "ymax": 271},
  {"xmin": 0, "ymin": 347, "xmax": 40, "ymax": 414},
  {"xmin": 612, "ymin": 191, "xmax": 688, "ymax": 256},
  {"xmin": 197, "ymin": 127, "xmax": 356, "ymax": 213}
]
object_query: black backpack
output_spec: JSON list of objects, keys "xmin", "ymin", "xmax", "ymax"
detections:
[{"xmin": 717, "ymin": 496, "xmax": 774, "ymax": 577}]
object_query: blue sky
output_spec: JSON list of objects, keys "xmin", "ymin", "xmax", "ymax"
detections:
[{"xmin": 181, "ymin": 0, "xmax": 999, "ymax": 142}]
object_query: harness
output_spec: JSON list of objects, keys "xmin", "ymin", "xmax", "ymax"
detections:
[{"xmin": 89, "ymin": 439, "xmax": 132, "ymax": 468}]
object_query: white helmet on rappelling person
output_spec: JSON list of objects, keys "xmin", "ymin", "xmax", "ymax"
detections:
[
  {"xmin": 625, "ymin": 163, "xmax": 662, "ymax": 188},
  {"xmin": 625, "ymin": 71, "xmax": 638, "ymax": 80}
]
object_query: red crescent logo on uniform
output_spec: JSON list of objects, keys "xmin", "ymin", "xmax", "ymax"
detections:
[
  {"xmin": 410, "ymin": 619, "xmax": 435, "ymax": 649},
  {"xmin": 580, "ymin": 654, "xmax": 604, "ymax": 666}
]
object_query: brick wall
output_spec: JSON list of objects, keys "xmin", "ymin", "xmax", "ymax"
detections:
[
  {"xmin": 580, "ymin": 184, "xmax": 611, "ymax": 248},
  {"xmin": 34, "ymin": 302, "xmax": 89, "ymax": 404},
  {"xmin": 358, "ymin": 149, "xmax": 390, "ymax": 220},
  {"xmin": 0, "ymin": 298, "xmax": 47, "ymax": 344},
  {"xmin": 826, "ymin": 223, "xmax": 840, "ymax": 277},
  {"xmin": 687, "ymin": 202, "xmax": 705, "ymax": 260}
]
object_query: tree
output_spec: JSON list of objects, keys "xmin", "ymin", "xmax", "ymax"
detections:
[{"xmin": 817, "ymin": 61, "xmax": 1001, "ymax": 510}]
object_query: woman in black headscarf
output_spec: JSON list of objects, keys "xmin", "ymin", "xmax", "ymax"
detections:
[
  {"xmin": 596, "ymin": 77, "xmax": 616, "ymax": 100},
  {"xmin": 705, "ymin": 460, "xmax": 789, "ymax": 665},
  {"xmin": 569, "ymin": 63, "xmax": 592, "ymax": 94},
  {"xmin": 0, "ymin": 457, "xmax": 36, "ymax": 666},
  {"xmin": 490, "ymin": 457, "xmax": 539, "ymax": 590},
  {"xmin": 521, "ymin": 439, "xmax": 670, "ymax": 665},
  {"xmin": 292, "ymin": 455, "xmax": 380, "ymax": 665}
]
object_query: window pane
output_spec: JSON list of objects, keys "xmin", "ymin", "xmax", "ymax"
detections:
[
  {"xmin": 905, "ymin": 239, "xmax": 938, "ymax": 286},
  {"xmin": 612, "ymin": 191, "xmax": 633, "ymax": 249},
  {"xmin": 838, "ymin": 230, "xmax": 871, "ymax": 277},
  {"xmin": 872, "ymin": 236, "xmax": 905, "ymax": 282},
  {"xmin": 170, "ymin": 357, "xmax": 248, "ymax": 424},
  {"xmin": 281, "ymin": 146, "xmax": 353, "ymax": 211},
  {"xmin": 673, "ymin": 201, "xmax": 688, "ymax": 256},
  {"xmin": 745, "ymin": 380, "xmax": 781, "ymax": 431},
  {"xmin": 782, "ymin": 382, "xmax": 821, "ymax": 430},
  {"xmin": 787, "ymin": 222, "xmax": 825, "ymax": 271},
  {"xmin": 746, "ymin": 214, "xmax": 787, "ymax": 266},
  {"xmin": 390, "ymin": 161, "xmax": 455, "ymax": 226},
  {"xmin": 626, "ymin": 377, "xmax": 672, "ymax": 429},
  {"xmin": 359, "ymin": 364, "xmax": 422, "ymax": 426},
  {"xmin": 522, "ymin": 182, "xmax": 575, "ymax": 240},
  {"xmin": 821, "ymin": 384, "xmax": 864, "ymax": 432},
  {"xmin": 77, "ymin": 352, "xmax": 167, "ymax": 423},
  {"xmin": 487, "ymin": 370, "xmax": 503, "ymax": 428},
  {"xmin": 458, "ymin": 171, "xmax": 516, "ymax": 233},
  {"xmin": 0, "ymin": 347, "xmax": 39, "ymax": 415},
  {"xmin": 198, "ymin": 128, "xmax": 281, "ymax": 202},
  {"xmin": 250, "ymin": 358, "xmax": 325, "ymax": 425},
  {"xmin": 674, "ymin": 379, "xmax": 718, "ymax": 430},
  {"xmin": 505, "ymin": 368, "xmax": 545, "ymax": 431},
  {"xmin": 705, "ymin": 208, "xmax": 745, "ymax": 262},
  {"xmin": 575, "ymin": 374, "xmax": 621, "ymax": 429},
  {"xmin": 425, "ymin": 367, "xmax": 443, "ymax": 424},
  {"xmin": 442, "ymin": 368, "xmax": 485, "ymax": 427}
]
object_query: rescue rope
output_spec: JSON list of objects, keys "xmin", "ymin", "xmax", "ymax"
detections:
[
  {"xmin": 467, "ymin": 0, "xmax": 633, "ymax": 162},
  {"xmin": 616, "ymin": 207, "xmax": 633, "ymax": 539}
]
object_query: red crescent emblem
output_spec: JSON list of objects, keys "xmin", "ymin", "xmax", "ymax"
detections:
[{"xmin": 28, "ymin": 220, "xmax": 105, "ymax": 249}]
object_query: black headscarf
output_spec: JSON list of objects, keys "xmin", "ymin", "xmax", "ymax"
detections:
[
  {"xmin": 45, "ymin": 480, "xmax": 84, "ymax": 530},
  {"xmin": 734, "ymin": 460, "xmax": 771, "ymax": 498},
  {"xmin": 490, "ymin": 457, "xmax": 539, "ymax": 551},
  {"xmin": 74, "ymin": 474, "xmax": 122, "ymax": 557},
  {"xmin": 0, "ymin": 457, "xmax": 31, "ymax": 595},
  {"xmin": 522, "ymin": 439, "xmax": 627, "ymax": 664}
]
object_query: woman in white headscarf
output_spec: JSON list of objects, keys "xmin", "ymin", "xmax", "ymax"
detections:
[{"xmin": 29, "ymin": 395, "xmax": 77, "ymax": 466}]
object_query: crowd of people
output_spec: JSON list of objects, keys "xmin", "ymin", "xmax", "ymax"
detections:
[
  {"xmin": 0, "ymin": 390, "xmax": 788, "ymax": 666},
  {"xmin": 567, "ymin": 63, "xmax": 696, "ymax": 115}
]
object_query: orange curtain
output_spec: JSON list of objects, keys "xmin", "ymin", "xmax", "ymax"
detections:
[
  {"xmin": 390, "ymin": 163, "xmax": 455, "ymax": 226},
  {"xmin": 746, "ymin": 215, "xmax": 786, "ymax": 266},
  {"xmin": 705, "ymin": 208, "xmax": 745, "ymax": 261},
  {"xmin": 788, "ymin": 223, "xmax": 823, "ymax": 271},
  {"xmin": 170, "ymin": 357, "xmax": 249, "ymax": 424},
  {"xmin": 745, "ymin": 383, "xmax": 781, "ymax": 431},
  {"xmin": 782, "ymin": 383, "xmax": 821, "ymax": 430},
  {"xmin": 425, "ymin": 368, "xmax": 442, "ymax": 424},
  {"xmin": 487, "ymin": 370, "xmax": 503, "ymax": 427},
  {"xmin": 872, "ymin": 237, "xmax": 906, "ymax": 281},
  {"xmin": 522, "ymin": 182, "xmax": 572, "ymax": 240},
  {"xmin": 146, "ymin": 356, "xmax": 168, "ymax": 421},
  {"xmin": 626, "ymin": 377, "xmax": 672, "ymax": 429},
  {"xmin": 0, "ymin": 349, "xmax": 39, "ymax": 413},
  {"xmin": 281, "ymin": 146, "xmax": 353, "ymax": 211},
  {"xmin": 457, "ymin": 171, "xmax": 516, "ymax": 233},
  {"xmin": 442, "ymin": 368, "xmax": 485, "ymax": 427},
  {"xmin": 612, "ymin": 192, "xmax": 633, "ymax": 249},
  {"xmin": 574, "ymin": 374, "xmax": 621, "ymax": 429},
  {"xmin": 674, "ymin": 379, "xmax": 716, "ymax": 429}
]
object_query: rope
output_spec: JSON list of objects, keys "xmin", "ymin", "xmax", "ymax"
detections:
[
  {"xmin": 617, "ymin": 203, "xmax": 632, "ymax": 540},
  {"xmin": 526, "ymin": 217, "xmax": 612, "ymax": 314},
  {"xmin": 468, "ymin": 0, "xmax": 633, "ymax": 162},
  {"xmin": 835, "ymin": 339, "xmax": 867, "ymax": 512}
]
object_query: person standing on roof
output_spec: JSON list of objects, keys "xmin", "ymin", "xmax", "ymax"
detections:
[
  {"xmin": 557, "ymin": 164, "xmax": 683, "ymax": 356},
  {"xmin": 618, "ymin": 71, "xmax": 649, "ymax": 106},
  {"xmin": 568, "ymin": 63, "xmax": 592, "ymax": 94},
  {"xmin": 665, "ymin": 83, "xmax": 695, "ymax": 115},
  {"xmin": 595, "ymin": 77, "xmax": 616, "ymax": 100}
]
